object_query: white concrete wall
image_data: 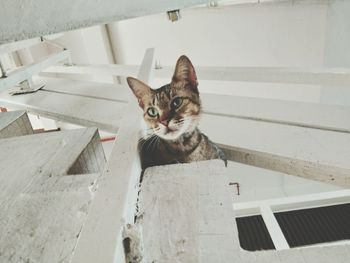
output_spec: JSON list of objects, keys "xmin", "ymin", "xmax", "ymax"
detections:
[
  {"xmin": 109, "ymin": 3, "xmax": 327, "ymax": 67},
  {"xmin": 321, "ymin": 0, "xmax": 350, "ymax": 106},
  {"xmin": 106, "ymin": 2, "xmax": 328, "ymax": 102}
]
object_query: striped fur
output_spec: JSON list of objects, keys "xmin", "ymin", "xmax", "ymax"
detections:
[{"xmin": 127, "ymin": 55, "xmax": 227, "ymax": 169}]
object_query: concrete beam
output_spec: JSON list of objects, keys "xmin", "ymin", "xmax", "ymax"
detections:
[{"xmin": 0, "ymin": 0, "xmax": 209, "ymax": 44}]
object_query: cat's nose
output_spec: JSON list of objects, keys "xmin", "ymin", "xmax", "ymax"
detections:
[{"xmin": 160, "ymin": 119, "xmax": 169, "ymax": 127}]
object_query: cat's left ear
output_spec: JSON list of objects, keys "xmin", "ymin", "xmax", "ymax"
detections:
[
  {"xmin": 127, "ymin": 77, "xmax": 151, "ymax": 108},
  {"xmin": 172, "ymin": 55, "xmax": 198, "ymax": 93}
]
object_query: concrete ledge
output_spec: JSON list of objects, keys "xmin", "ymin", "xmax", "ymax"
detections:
[{"xmin": 0, "ymin": 110, "xmax": 33, "ymax": 139}]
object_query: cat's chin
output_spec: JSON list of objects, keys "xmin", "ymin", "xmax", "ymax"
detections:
[{"xmin": 158, "ymin": 130, "xmax": 183, "ymax": 141}]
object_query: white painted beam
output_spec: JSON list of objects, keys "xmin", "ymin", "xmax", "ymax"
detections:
[
  {"xmin": 45, "ymin": 64, "xmax": 350, "ymax": 86},
  {"xmin": 45, "ymin": 64, "xmax": 138, "ymax": 78},
  {"xmin": 201, "ymin": 93, "xmax": 350, "ymax": 133},
  {"xmin": 1, "ymin": 76, "xmax": 349, "ymax": 187},
  {"xmin": 0, "ymin": 50, "xmax": 70, "ymax": 92},
  {"xmin": 0, "ymin": 34, "xmax": 64, "ymax": 55},
  {"xmin": 0, "ymin": 86, "xmax": 124, "ymax": 132},
  {"xmin": 71, "ymin": 49, "xmax": 155, "ymax": 263},
  {"xmin": 260, "ymin": 205, "xmax": 290, "ymax": 250},
  {"xmin": 4, "ymin": 76, "xmax": 350, "ymax": 134},
  {"xmin": 200, "ymin": 114, "xmax": 350, "ymax": 188},
  {"xmin": 233, "ymin": 189, "xmax": 350, "ymax": 216},
  {"xmin": 0, "ymin": 38, "xmax": 41, "ymax": 56}
]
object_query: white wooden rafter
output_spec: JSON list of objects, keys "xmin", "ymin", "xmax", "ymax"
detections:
[
  {"xmin": 233, "ymin": 189, "xmax": 350, "ymax": 254},
  {"xmin": 45, "ymin": 63, "xmax": 350, "ymax": 86},
  {"xmin": 0, "ymin": 50, "xmax": 70, "ymax": 92},
  {"xmin": 0, "ymin": 34, "xmax": 63, "ymax": 56},
  {"xmin": 71, "ymin": 48, "xmax": 155, "ymax": 263}
]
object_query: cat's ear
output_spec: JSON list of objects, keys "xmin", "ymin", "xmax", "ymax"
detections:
[
  {"xmin": 127, "ymin": 77, "xmax": 151, "ymax": 108},
  {"xmin": 172, "ymin": 55, "xmax": 198, "ymax": 93}
]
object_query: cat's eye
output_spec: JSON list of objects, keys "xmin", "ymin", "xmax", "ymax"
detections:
[
  {"xmin": 147, "ymin": 107, "xmax": 158, "ymax": 117},
  {"xmin": 171, "ymin": 97, "xmax": 183, "ymax": 109}
]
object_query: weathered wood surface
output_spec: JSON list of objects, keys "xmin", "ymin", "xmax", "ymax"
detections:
[
  {"xmin": 47, "ymin": 63, "xmax": 350, "ymax": 87},
  {"xmin": 0, "ymin": 127, "xmax": 106, "ymax": 262},
  {"xmin": 138, "ymin": 160, "xmax": 238, "ymax": 262},
  {"xmin": 0, "ymin": 50, "xmax": 70, "ymax": 92},
  {"xmin": 3, "ymin": 76, "xmax": 350, "ymax": 133},
  {"xmin": 0, "ymin": 110, "xmax": 33, "ymax": 138},
  {"xmin": 200, "ymin": 114, "xmax": 350, "ymax": 188},
  {"xmin": 1, "ymin": 77, "xmax": 349, "ymax": 187},
  {"xmin": 138, "ymin": 160, "xmax": 350, "ymax": 263},
  {"xmin": 71, "ymin": 48, "xmax": 155, "ymax": 263},
  {"xmin": 0, "ymin": 81, "xmax": 124, "ymax": 132},
  {"xmin": 201, "ymin": 93, "xmax": 350, "ymax": 133}
]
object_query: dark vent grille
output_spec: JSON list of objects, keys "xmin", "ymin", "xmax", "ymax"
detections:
[
  {"xmin": 275, "ymin": 203, "xmax": 350, "ymax": 248},
  {"xmin": 235, "ymin": 215, "xmax": 275, "ymax": 251}
]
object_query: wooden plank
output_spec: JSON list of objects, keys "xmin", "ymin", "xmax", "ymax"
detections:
[
  {"xmin": 201, "ymin": 94, "xmax": 350, "ymax": 133},
  {"xmin": 200, "ymin": 114, "xmax": 350, "ymax": 188},
  {"xmin": 38, "ymin": 75, "xmax": 350, "ymax": 133},
  {"xmin": 137, "ymin": 160, "xmax": 238, "ymax": 262},
  {"xmin": 260, "ymin": 205, "xmax": 290, "ymax": 250},
  {"xmin": 44, "ymin": 64, "xmax": 139, "ymax": 79},
  {"xmin": 2, "ymin": 78, "xmax": 349, "ymax": 187},
  {"xmin": 0, "ymin": 50, "xmax": 70, "ymax": 92},
  {"xmin": 71, "ymin": 48, "xmax": 155, "ymax": 263},
  {"xmin": 233, "ymin": 190, "xmax": 350, "ymax": 216},
  {"xmin": 0, "ymin": 38, "xmax": 41, "ymax": 56},
  {"xmin": 0, "ymin": 34, "xmax": 63, "ymax": 55},
  {"xmin": 156, "ymin": 65, "xmax": 350, "ymax": 86},
  {"xmin": 0, "ymin": 86, "xmax": 124, "ymax": 132},
  {"xmin": 45, "ymin": 64, "xmax": 350, "ymax": 86},
  {"xmin": 2, "ymin": 76, "xmax": 350, "ymax": 134},
  {"xmin": 38, "ymin": 76, "xmax": 130, "ymax": 102},
  {"xmin": 0, "ymin": 127, "xmax": 106, "ymax": 262},
  {"xmin": 0, "ymin": 110, "xmax": 33, "ymax": 138}
]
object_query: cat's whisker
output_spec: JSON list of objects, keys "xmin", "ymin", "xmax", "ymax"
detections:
[{"xmin": 145, "ymin": 135, "xmax": 158, "ymax": 153}]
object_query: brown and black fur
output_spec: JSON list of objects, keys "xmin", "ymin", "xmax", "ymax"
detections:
[{"xmin": 127, "ymin": 55, "xmax": 226, "ymax": 170}]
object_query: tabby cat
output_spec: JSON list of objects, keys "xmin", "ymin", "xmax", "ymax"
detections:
[{"xmin": 127, "ymin": 55, "xmax": 227, "ymax": 169}]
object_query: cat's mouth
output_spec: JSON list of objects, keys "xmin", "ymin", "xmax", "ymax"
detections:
[
  {"xmin": 165, "ymin": 127, "xmax": 176, "ymax": 133},
  {"xmin": 157, "ymin": 126, "xmax": 182, "ymax": 140}
]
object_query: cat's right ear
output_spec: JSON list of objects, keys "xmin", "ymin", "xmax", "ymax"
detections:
[{"xmin": 127, "ymin": 77, "xmax": 151, "ymax": 108}]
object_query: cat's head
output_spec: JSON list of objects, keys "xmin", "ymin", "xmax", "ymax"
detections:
[{"xmin": 127, "ymin": 55, "xmax": 201, "ymax": 141}]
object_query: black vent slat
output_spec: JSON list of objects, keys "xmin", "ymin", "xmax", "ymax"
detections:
[
  {"xmin": 236, "ymin": 215, "xmax": 275, "ymax": 251},
  {"xmin": 275, "ymin": 203, "xmax": 350, "ymax": 248}
]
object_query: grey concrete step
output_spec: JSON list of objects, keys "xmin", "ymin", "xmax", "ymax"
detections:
[{"xmin": 0, "ymin": 110, "xmax": 33, "ymax": 139}]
